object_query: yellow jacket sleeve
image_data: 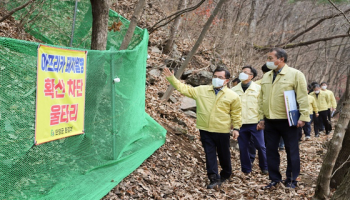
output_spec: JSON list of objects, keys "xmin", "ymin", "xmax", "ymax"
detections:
[
  {"xmin": 295, "ymin": 71, "xmax": 310, "ymax": 122},
  {"xmin": 166, "ymin": 75, "xmax": 198, "ymax": 99},
  {"xmin": 230, "ymin": 96, "xmax": 242, "ymax": 130},
  {"xmin": 312, "ymin": 98, "xmax": 318, "ymax": 114},
  {"xmin": 330, "ymin": 91, "xmax": 337, "ymax": 109},
  {"xmin": 258, "ymin": 85, "xmax": 264, "ymax": 120},
  {"xmin": 325, "ymin": 92, "xmax": 330, "ymax": 108}
]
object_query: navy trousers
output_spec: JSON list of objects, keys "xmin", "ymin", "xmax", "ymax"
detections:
[
  {"xmin": 238, "ymin": 124, "xmax": 267, "ymax": 173},
  {"xmin": 200, "ymin": 130, "xmax": 232, "ymax": 179},
  {"xmin": 264, "ymin": 119, "xmax": 300, "ymax": 184},
  {"xmin": 315, "ymin": 110, "xmax": 331, "ymax": 135},
  {"xmin": 298, "ymin": 114, "xmax": 313, "ymax": 140}
]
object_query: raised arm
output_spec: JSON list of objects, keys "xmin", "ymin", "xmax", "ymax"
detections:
[{"xmin": 163, "ymin": 67, "xmax": 198, "ymax": 99}]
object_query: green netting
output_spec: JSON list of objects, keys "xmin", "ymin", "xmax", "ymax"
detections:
[{"xmin": 0, "ymin": 1, "xmax": 166, "ymax": 199}]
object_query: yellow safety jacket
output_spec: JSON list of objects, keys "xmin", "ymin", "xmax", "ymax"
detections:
[
  {"xmin": 309, "ymin": 90, "xmax": 329, "ymax": 112},
  {"xmin": 231, "ymin": 81, "xmax": 260, "ymax": 124},
  {"xmin": 258, "ymin": 64, "xmax": 310, "ymax": 122},
  {"xmin": 255, "ymin": 79, "xmax": 262, "ymax": 85},
  {"xmin": 323, "ymin": 89, "xmax": 337, "ymax": 109},
  {"xmin": 308, "ymin": 95, "xmax": 318, "ymax": 115},
  {"xmin": 167, "ymin": 75, "xmax": 242, "ymax": 133}
]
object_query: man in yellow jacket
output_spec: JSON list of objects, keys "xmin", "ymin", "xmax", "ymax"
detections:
[
  {"xmin": 299, "ymin": 86, "xmax": 319, "ymax": 140},
  {"xmin": 309, "ymin": 84, "xmax": 331, "ymax": 136},
  {"xmin": 257, "ymin": 48, "xmax": 310, "ymax": 189},
  {"xmin": 255, "ymin": 64, "xmax": 271, "ymax": 85},
  {"xmin": 320, "ymin": 82, "xmax": 337, "ymax": 124},
  {"xmin": 231, "ymin": 66, "xmax": 268, "ymax": 175},
  {"xmin": 163, "ymin": 66, "xmax": 242, "ymax": 189}
]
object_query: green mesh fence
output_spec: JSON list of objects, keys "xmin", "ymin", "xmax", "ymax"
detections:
[{"xmin": 0, "ymin": 1, "xmax": 166, "ymax": 199}]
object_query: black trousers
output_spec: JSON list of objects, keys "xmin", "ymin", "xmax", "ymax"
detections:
[
  {"xmin": 264, "ymin": 119, "xmax": 300, "ymax": 184},
  {"xmin": 200, "ymin": 130, "xmax": 232, "ymax": 180},
  {"xmin": 314, "ymin": 110, "xmax": 331, "ymax": 135}
]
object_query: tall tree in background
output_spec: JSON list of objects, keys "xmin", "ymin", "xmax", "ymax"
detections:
[
  {"xmin": 119, "ymin": 0, "xmax": 146, "ymax": 50},
  {"xmin": 161, "ymin": 0, "xmax": 228, "ymax": 101},
  {"xmin": 313, "ymin": 71, "xmax": 350, "ymax": 199},
  {"xmin": 163, "ymin": 0, "xmax": 187, "ymax": 54},
  {"xmin": 90, "ymin": 0, "xmax": 110, "ymax": 50}
]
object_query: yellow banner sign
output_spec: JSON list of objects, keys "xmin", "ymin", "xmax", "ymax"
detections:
[{"xmin": 35, "ymin": 45, "xmax": 87, "ymax": 145}]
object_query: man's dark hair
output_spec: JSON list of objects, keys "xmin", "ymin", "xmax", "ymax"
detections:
[
  {"xmin": 314, "ymin": 84, "xmax": 320, "ymax": 89},
  {"xmin": 311, "ymin": 82, "xmax": 318, "ymax": 88},
  {"xmin": 213, "ymin": 67, "xmax": 230, "ymax": 79},
  {"xmin": 321, "ymin": 82, "xmax": 327, "ymax": 86},
  {"xmin": 242, "ymin": 65, "xmax": 257, "ymax": 79},
  {"xmin": 270, "ymin": 47, "xmax": 288, "ymax": 63},
  {"xmin": 232, "ymin": 78, "xmax": 240, "ymax": 84},
  {"xmin": 261, "ymin": 64, "xmax": 271, "ymax": 73},
  {"xmin": 307, "ymin": 84, "xmax": 313, "ymax": 93}
]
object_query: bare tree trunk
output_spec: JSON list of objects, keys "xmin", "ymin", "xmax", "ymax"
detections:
[
  {"xmin": 313, "ymin": 72, "xmax": 350, "ymax": 200},
  {"xmin": 161, "ymin": 0, "xmax": 228, "ymax": 101},
  {"xmin": 90, "ymin": 0, "xmax": 110, "ymax": 50},
  {"xmin": 330, "ymin": 122, "xmax": 350, "ymax": 188},
  {"xmin": 331, "ymin": 167, "xmax": 350, "ymax": 200},
  {"xmin": 0, "ymin": 0, "xmax": 34, "ymax": 23},
  {"xmin": 163, "ymin": 0, "xmax": 187, "ymax": 55},
  {"xmin": 248, "ymin": 0, "xmax": 258, "ymax": 38},
  {"xmin": 119, "ymin": 0, "xmax": 146, "ymax": 50}
]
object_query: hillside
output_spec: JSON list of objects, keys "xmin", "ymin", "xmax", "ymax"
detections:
[{"xmin": 0, "ymin": 1, "xmax": 340, "ymax": 199}]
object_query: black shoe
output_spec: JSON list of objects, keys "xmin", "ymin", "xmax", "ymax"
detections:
[
  {"xmin": 315, "ymin": 134, "xmax": 319, "ymax": 137},
  {"xmin": 262, "ymin": 181, "xmax": 279, "ymax": 190},
  {"xmin": 207, "ymin": 175, "xmax": 221, "ymax": 189},
  {"xmin": 220, "ymin": 177, "xmax": 229, "ymax": 184},
  {"xmin": 284, "ymin": 182, "xmax": 297, "ymax": 188},
  {"xmin": 261, "ymin": 170, "xmax": 268, "ymax": 175}
]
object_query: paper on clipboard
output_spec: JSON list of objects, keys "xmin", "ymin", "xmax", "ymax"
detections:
[{"xmin": 284, "ymin": 90, "xmax": 300, "ymax": 126}]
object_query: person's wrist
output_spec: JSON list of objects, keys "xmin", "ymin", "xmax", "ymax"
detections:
[{"xmin": 233, "ymin": 128, "xmax": 240, "ymax": 132}]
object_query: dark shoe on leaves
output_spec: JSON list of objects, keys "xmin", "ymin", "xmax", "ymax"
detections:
[
  {"xmin": 220, "ymin": 177, "xmax": 229, "ymax": 184},
  {"xmin": 207, "ymin": 175, "xmax": 221, "ymax": 189},
  {"xmin": 315, "ymin": 134, "xmax": 319, "ymax": 137},
  {"xmin": 284, "ymin": 182, "xmax": 297, "ymax": 189},
  {"xmin": 207, "ymin": 180, "xmax": 221, "ymax": 189},
  {"xmin": 261, "ymin": 170, "xmax": 268, "ymax": 175},
  {"xmin": 262, "ymin": 181, "xmax": 279, "ymax": 190}
]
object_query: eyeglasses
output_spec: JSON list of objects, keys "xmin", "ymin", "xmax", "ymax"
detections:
[{"xmin": 213, "ymin": 75, "xmax": 226, "ymax": 80}]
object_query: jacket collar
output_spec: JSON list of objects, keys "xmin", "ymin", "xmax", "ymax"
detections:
[
  {"xmin": 235, "ymin": 82, "xmax": 258, "ymax": 92},
  {"xmin": 209, "ymin": 85, "xmax": 228, "ymax": 92},
  {"xmin": 278, "ymin": 64, "xmax": 289, "ymax": 75}
]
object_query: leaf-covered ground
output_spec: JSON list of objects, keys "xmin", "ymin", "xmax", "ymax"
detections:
[{"xmin": 103, "ymin": 121, "xmax": 332, "ymax": 199}]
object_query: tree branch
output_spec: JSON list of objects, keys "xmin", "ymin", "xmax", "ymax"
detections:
[
  {"xmin": 148, "ymin": 0, "xmax": 206, "ymax": 34},
  {"xmin": 280, "ymin": 7, "xmax": 350, "ymax": 46},
  {"xmin": 0, "ymin": 0, "xmax": 34, "ymax": 23},
  {"xmin": 328, "ymin": 0, "xmax": 350, "ymax": 34},
  {"xmin": 254, "ymin": 34, "xmax": 350, "ymax": 51}
]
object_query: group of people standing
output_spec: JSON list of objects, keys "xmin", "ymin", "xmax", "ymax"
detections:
[{"xmin": 163, "ymin": 47, "xmax": 337, "ymax": 190}]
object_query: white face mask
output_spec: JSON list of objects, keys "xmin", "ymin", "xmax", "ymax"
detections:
[
  {"xmin": 239, "ymin": 72, "xmax": 249, "ymax": 81},
  {"xmin": 321, "ymin": 86, "xmax": 327, "ymax": 90},
  {"xmin": 266, "ymin": 61, "xmax": 278, "ymax": 70},
  {"xmin": 212, "ymin": 78, "xmax": 225, "ymax": 88},
  {"xmin": 315, "ymin": 90, "xmax": 320, "ymax": 94}
]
